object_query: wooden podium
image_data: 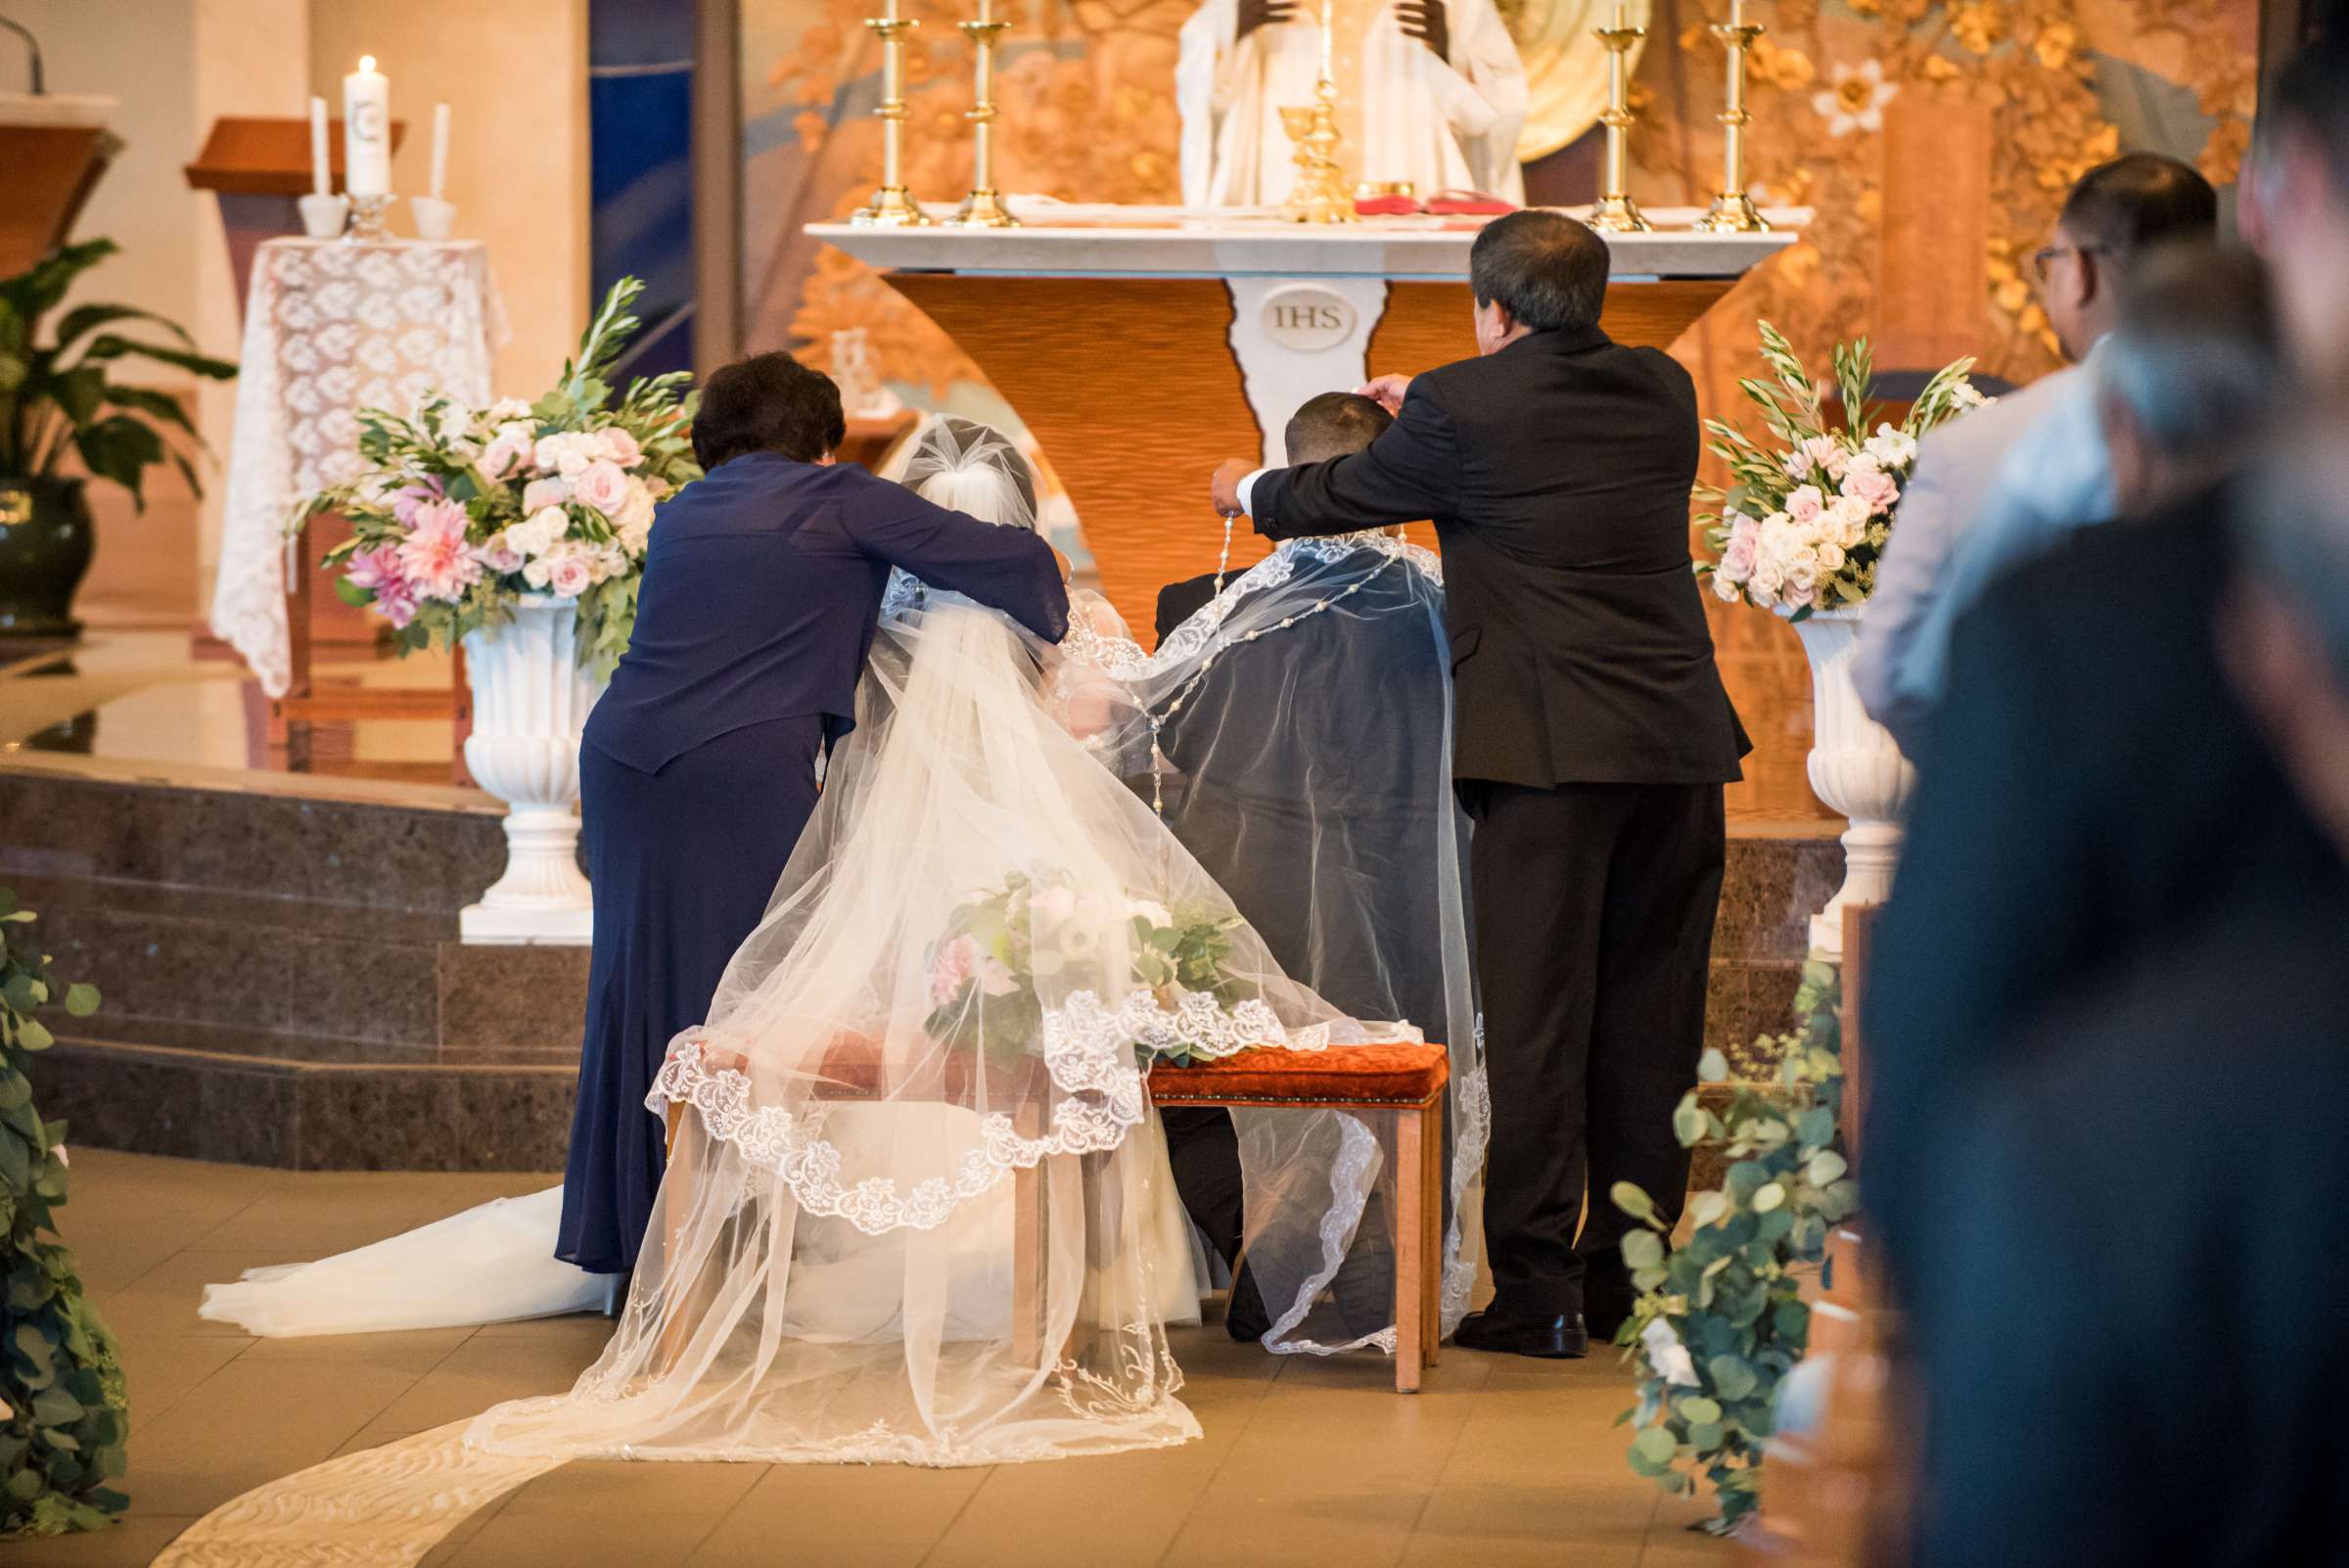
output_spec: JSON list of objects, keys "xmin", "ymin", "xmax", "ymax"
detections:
[{"xmin": 0, "ymin": 94, "xmax": 118, "ymax": 279}]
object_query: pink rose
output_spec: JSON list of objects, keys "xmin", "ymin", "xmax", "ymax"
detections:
[
  {"xmin": 479, "ymin": 425, "xmax": 535, "ymax": 483},
  {"xmin": 522, "ymin": 476, "xmax": 571, "ymax": 514},
  {"xmin": 396, "ymin": 498, "xmax": 484, "ymax": 603},
  {"xmin": 573, "ymin": 459, "xmax": 631, "ymax": 518},
  {"xmin": 474, "ymin": 536, "xmax": 526, "ymax": 575},
  {"xmin": 1784, "ymin": 484, "xmax": 1825, "ymax": 526},
  {"xmin": 929, "ymin": 934, "xmax": 978, "ymax": 1006},
  {"xmin": 1720, "ymin": 531, "xmax": 1758, "ymax": 582},
  {"xmin": 1799, "ymin": 435, "xmax": 1849, "ymax": 482},
  {"xmin": 596, "ymin": 427, "xmax": 644, "ymax": 468},
  {"xmin": 1843, "ymin": 464, "xmax": 1899, "ymax": 513},
  {"xmin": 545, "ymin": 550, "xmax": 595, "ymax": 599}
]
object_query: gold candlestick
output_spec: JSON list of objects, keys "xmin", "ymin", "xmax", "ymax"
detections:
[
  {"xmin": 1695, "ymin": 0, "xmax": 1769, "ymax": 233},
  {"xmin": 1589, "ymin": 3, "xmax": 1650, "ymax": 233},
  {"xmin": 948, "ymin": 4, "xmax": 1018, "ymax": 227},
  {"xmin": 1280, "ymin": 0, "xmax": 1355, "ymax": 224},
  {"xmin": 852, "ymin": 7, "xmax": 931, "ymax": 228}
]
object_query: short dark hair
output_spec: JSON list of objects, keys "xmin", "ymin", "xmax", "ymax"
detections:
[
  {"xmin": 1283, "ymin": 392, "xmax": 1393, "ymax": 464},
  {"xmin": 2096, "ymin": 242, "xmax": 2279, "ymax": 460},
  {"xmin": 691, "ymin": 351, "xmax": 847, "ymax": 469},
  {"xmin": 1468, "ymin": 210, "xmax": 1609, "ymax": 333},
  {"xmin": 2268, "ymin": 39, "xmax": 2349, "ymax": 196},
  {"xmin": 2058, "ymin": 153, "xmax": 2219, "ymax": 262}
]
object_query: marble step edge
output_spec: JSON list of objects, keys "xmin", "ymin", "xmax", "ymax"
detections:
[{"xmin": 0, "ymin": 868, "xmax": 460, "ymax": 943}]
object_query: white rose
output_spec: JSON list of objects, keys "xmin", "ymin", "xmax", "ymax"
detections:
[
  {"xmin": 1712, "ymin": 573, "xmax": 1743, "ymax": 603},
  {"xmin": 533, "ymin": 431, "xmax": 600, "ymax": 479},
  {"xmin": 1815, "ymin": 540, "xmax": 1847, "ymax": 573},
  {"xmin": 589, "ymin": 543, "xmax": 630, "ymax": 583},
  {"xmin": 1829, "ymin": 495, "xmax": 1871, "ymax": 548},
  {"xmin": 573, "ymin": 459, "xmax": 631, "ymax": 518},
  {"xmin": 1034, "ymin": 885, "xmax": 1078, "ymax": 924},
  {"xmin": 487, "ymin": 396, "xmax": 533, "ymax": 423},
  {"xmin": 506, "ymin": 506, "xmax": 569, "ymax": 559},
  {"xmin": 1127, "ymin": 899, "xmax": 1174, "ymax": 929}
]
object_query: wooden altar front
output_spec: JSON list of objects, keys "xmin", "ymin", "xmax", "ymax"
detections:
[{"xmin": 812, "ymin": 212, "xmax": 1795, "ymax": 634}]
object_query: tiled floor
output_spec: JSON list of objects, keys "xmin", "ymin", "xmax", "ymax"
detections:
[{"xmin": 40, "ymin": 1148, "xmax": 1735, "ymax": 1568}]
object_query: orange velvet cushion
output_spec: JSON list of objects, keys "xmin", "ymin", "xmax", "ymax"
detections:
[{"xmin": 1148, "ymin": 1043, "xmax": 1450, "ymax": 1108}]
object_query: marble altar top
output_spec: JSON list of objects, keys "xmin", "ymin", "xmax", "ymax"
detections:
[{"xmin": 810, "ymin": 203, "xmax": 1803, "ymax": 281}]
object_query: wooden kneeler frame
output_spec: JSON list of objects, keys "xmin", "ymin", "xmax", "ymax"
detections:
[{"xmin": 659, "ymin": 1038, "xmax": 1451, "ymax": 1394}]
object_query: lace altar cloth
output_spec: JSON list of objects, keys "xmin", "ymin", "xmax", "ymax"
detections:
[{"xmin": 208, "ymin": 238, "xmax": 508, "ymax": 697}]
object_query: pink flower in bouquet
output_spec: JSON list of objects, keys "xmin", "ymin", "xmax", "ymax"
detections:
[
  {"xmin": 573, "ymin": 459, "xmax": 632, "ymax": 518},
  {"xmin": 1720, "ymin": 528, "xmax": 1759, "ymax": 583},
  {"xmin": 521, "ymin": 476, "xmax": 571, "ymax": 515},
  {"xmin": 595, "ymin": 426, "xmax": 643, "ymax": 468},
  {"xmin": 374, "ymin": 574, "xmax": 421, "ymax": 628},
  {"xmin": 1841, "ymin": 459, "xmax": 1900, "ymax": 514},
  {"xmin": 1799, "ymin": 435, "xmax": 1849, "ymax": 483},
  {"xmin": 474, "ymin": 535, "xmax": 526, "ymax": 575},
  {"xmin": 397, "ymin": 498, "xmax": 484, "ymax": 602},
  {"xmin": 974, "ymin": 952, "xmax": 1020, "ymax": 996},
  {"xmin": 1784, "ymin": 484, "xmax": 1826, "ymax": 527},
  {"xmin": 1784, "ymin": 447, "xmax": 1813, "ymax": 482},
  {"xmin": 930, "ymin": 934, "xmax": 978, "ymax": 1006},
  {"xmin": 345, "ymin": 543, "xmax": 405, "ymax": 594},
  {"xmin": 480, "ymin": 423, "xmax": 537, "ymax": 483},
  {"xmin": 391, "ymin": 478, "xmax": 444, "ymax": 527},
  {"xmin": 523, "ymin": 543, "xmax": 596, "ymax": 599}
]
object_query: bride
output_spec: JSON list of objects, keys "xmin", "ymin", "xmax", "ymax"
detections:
[{"xmin": 207, "ymin": 416, "xmax": 1390, "ymax": 1463}]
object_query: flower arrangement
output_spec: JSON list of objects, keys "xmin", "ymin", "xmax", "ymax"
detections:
[
  {"xmin": 925, "ymin": 873, "xmax": 1250, "ymax": 1067},
  {"xmin": 1697, "ymin": 323, "xmax": 1987, "ymax": 620},
  {"xmin": 1611, "ymin": 959, "xmax": 1856, "ymax": 1536},
  {"xmin": 299, "ymin": 277, "xmax": 700, "ymax": 673},
  {"xmin": 1, "ymin": 888, "xmax": 127, "ymax": 1540}
]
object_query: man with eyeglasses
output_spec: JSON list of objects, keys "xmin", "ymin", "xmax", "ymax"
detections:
[{"xmin": 1853, "ymin": 153, "xmax": 2217, "ymax": 757}]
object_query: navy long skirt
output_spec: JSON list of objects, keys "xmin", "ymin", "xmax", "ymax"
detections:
[{"xmin": 556, "ymin": 715, "xmax": 823, "ymax": 1273}]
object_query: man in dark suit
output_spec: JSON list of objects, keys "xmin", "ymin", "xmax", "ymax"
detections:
[
  {"xmin": 1907, "ymin": 396, "xmax": 2349, "ymax": 1568},
  {"xmin": 1861, "ymin": 47, "xmax": 2349, "ymax": 1295},
  {"xmin": 1211, "ymin": 210, "xmax": 1749, "ymax": 1357},
  {"xmin": 559, "ymin": 353, "xmax": 1068, "ymax": 1277}
]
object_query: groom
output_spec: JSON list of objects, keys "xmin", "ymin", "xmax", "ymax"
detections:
[{"xmin": 1212, "ymin": 210, "xmax": 1748, "ymax": 1357}]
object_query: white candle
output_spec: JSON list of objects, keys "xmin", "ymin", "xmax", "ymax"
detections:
[
  {"xmin": 343, "ymin": 55, "xmax": 392, "ymax": 202},
  {"xmin": 307, "ymin": 95, "xmax": 330, "ymax": 197},
  {"xmin": 429, "ymin": 101, "xmax": 450, "ymax": 201}
]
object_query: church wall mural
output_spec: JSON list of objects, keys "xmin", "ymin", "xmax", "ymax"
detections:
[{"xmin": 738, "ymin": 0, "xmax": 2258, "ymax": 812}]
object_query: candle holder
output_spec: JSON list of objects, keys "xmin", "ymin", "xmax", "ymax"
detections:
[
  {"xmin": 948, "ymin": 15, "xmax": 1019, "ymax": 228},
  {"xmin": 1589, "ymin": 11, "xmax": 1651, "ymax": 233},
  {"xmin": 1695, "ymin": 7, "xmax": 1770, "ymax": 233},
  {"xmin": 852, "ymin": 13, "xmax": 932, "ymax": 228},
  {"xmin": 345, "ymin": 193, "xmax": 396, "ymax": 243},
  {"xmin": 1279, "ymin": 78, "xmax": 1355, "ymax": 225}
]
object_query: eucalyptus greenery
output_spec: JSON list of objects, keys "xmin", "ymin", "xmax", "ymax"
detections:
[
  {"xmin": 0, "ymin": 888, "xmax": 126, "ymax": 1539},
  {"xmin": 0, "ymin": 239, "xmax": 237, "ymax": 502},
  {"xmin": 1611, "ymin": 959, "xmax": 1854, "ymax": 1536}
]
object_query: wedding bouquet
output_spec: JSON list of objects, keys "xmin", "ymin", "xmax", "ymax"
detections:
[
  {"xmin": 924, "ymin": 873, "xmax": 1251, "ymax": 1067},
  {"xmin": 297, "ymin": 277, "xmax": 700, "ymax": 673},
  {"xmin": 1696, "ymin": 323, "xmax": 1987, "ymax": 620}
]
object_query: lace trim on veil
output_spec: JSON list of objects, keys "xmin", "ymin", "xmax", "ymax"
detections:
[{"xmin": 651, "ymin": 992, "xmax": 1338, "ymax": 1237}]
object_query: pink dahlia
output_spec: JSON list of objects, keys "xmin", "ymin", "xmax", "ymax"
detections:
[{"xmin": 397, "ymin": 498, "xmax": 484, "ymax": 603}]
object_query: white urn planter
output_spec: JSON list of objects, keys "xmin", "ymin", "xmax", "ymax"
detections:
[
  {"xmin": 1790, "ymin": 605, "xmax": 1914, "ymax": 959},
  {"xmin": 459, "ymin": 596, "xmax": 608, "ymax": 945}
]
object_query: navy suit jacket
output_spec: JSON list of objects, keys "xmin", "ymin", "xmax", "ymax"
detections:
[{"xmin": 584, "ymin": 451, "xmax": 1070, "ymax": 774}]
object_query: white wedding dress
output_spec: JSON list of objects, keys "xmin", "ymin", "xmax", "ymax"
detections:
[{"xmin": 205, "ymin": 419, "xmax": 1389, "ymax": 1464}]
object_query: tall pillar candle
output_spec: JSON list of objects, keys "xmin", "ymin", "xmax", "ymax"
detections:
[{"xmin": 343, "ymin": 56, "xmax": 392, "ymax": 201}]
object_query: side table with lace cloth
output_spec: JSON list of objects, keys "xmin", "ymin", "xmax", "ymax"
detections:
[{"xmin": 209, "ymin": 238, "xmax": 509, "ymax": 697}]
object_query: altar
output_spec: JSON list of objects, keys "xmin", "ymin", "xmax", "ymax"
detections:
[{"xmin": 813, "ymin": 209, "xmax": 1796, "ymax": 631}]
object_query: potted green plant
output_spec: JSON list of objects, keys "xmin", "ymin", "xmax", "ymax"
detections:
[{"xmin": 0, "ymin": 239, "xmax": 237, "ymax": 637}]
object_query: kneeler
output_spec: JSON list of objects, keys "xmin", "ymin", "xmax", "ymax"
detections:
[{"xmin": 662, "ymin": 1037, "xmax": 1452, "ymax": 1395}]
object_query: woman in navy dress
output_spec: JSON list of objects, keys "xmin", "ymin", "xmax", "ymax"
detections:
[{"xmin": 557, "ymin": 354, "xmax": 1070, "ymax": 1275}]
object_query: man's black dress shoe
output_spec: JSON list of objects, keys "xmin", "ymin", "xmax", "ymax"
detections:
[
  {"xmin": 1224, "ymin": 1263, "xmax": 1273, "ymax": 1343},
  {"xmin": 1454, "ymin": 1308, "xmax": 1588, "ymax": 1360}
]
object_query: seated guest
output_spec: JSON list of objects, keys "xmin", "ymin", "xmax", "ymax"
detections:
[
  {"xmin": 1854, "ymin": 153, "xmax": 2217, "ymax": 756},
  {"xmin": 1138, "ymin": 392, "xmax": 1475, "ymax": 1349},
  {"xmin": 1908, "ymin": 396, "xmax": 2349, "ymax": 1568},
  {"xmin": 1860, "ymin": 61, "xmax": 2339, "ymax": 1295}
]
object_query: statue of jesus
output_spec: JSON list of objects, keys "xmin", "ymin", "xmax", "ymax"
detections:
[{"xmin": 1176, "ymin": 0, "xmax": 1529, "ymax": 210}]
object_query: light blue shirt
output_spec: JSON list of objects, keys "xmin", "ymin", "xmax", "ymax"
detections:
[{"xmin": 1853, "ymin": 352, "xmax": 2113, "ymax": 755}]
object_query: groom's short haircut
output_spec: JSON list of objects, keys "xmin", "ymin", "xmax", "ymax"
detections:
[
  {"xmin": 1284, "ymin": 392, "xmax": 1394, "ymax": 465},
  {"xmin": 693, "ymin": 351, "xmax": 848, "ymax": 469},
  {"xmin": 1469, "ymin": 210, "xmax": 1610, "ymax": 334}
]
